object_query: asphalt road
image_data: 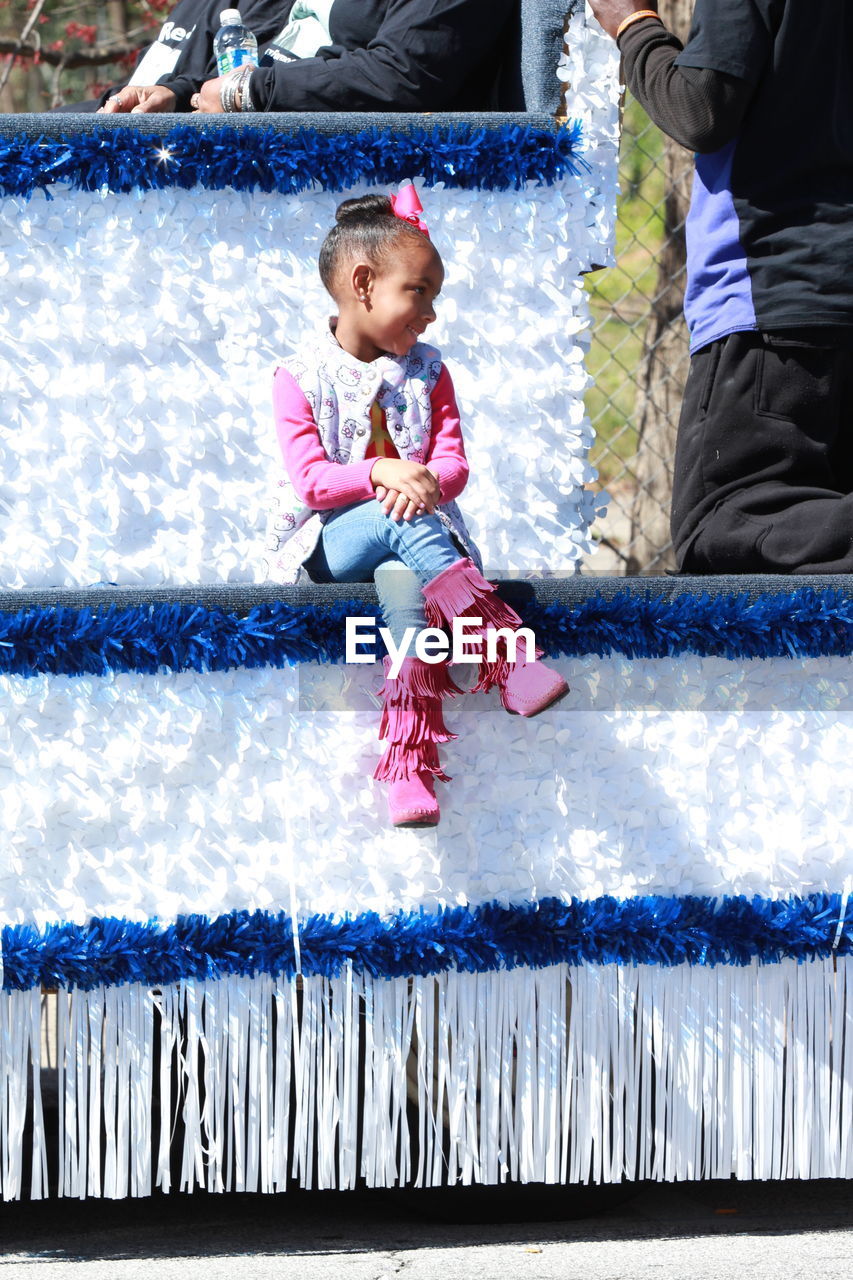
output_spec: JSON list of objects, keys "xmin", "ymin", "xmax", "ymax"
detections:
[{"xmin": 1, "ymin": 1179, "xmax": 852, "ymax": 1278}]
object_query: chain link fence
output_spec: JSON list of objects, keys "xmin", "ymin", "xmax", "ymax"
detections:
[{"xmin": 585, "ymin": 94, "xmax": 692, "ymax": 575}]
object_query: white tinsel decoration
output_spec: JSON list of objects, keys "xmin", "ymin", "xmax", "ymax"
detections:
[
  {"xmin": 0, "ymin": 654, "xmax": 850, "ymax": 927},
  {"xmin": 8, "ymin": 959, "xmax": 853, "ymax": 1199},
  {"xmin": 0, "ymin": 174, "xmax": 611, "ymax": 586}
]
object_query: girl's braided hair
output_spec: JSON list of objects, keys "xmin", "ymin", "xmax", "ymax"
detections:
[{"xmin": 319, "ymin": 194, "xmax": 428, "ymax": 294}]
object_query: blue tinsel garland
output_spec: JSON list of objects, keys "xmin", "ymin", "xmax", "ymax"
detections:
[
  {"xmin": 4, "ymin": 892, "xmax": 852, "ymax": 991},
  {"xmin": 0, "ymin": 122, "xmax": 585, "ymax": 200},
  {"xmin": 0, "ymin": 588, "xmax": 852, "ymax": 678}
]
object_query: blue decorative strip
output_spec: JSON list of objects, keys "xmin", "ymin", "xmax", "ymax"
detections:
[
  {"xmin": 0, "ymin": 122, "xmax": 584, "ymax": 200},
  {"xmin": 4, "ymin": 893, "xmax": 852, "ymax": 991},
  {"xmin": 0, "ymin": 588, "xmax": 852, "ymax": 678},
  {"xmin": 0, "ymin": 599, "xmax": 363, "ymax": 678},
  {"xmin": 529, "ymin": 587, "xmax": 853, "ymax": 661}
]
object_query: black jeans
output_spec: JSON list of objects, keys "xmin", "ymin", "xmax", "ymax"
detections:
[{"xmin": 671, "ymin": 331, "xmax": 853, "ymax": 574}]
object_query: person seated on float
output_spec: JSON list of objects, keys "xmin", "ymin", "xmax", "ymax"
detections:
[
  {"xmin": 85, "ymin": 0, "xmax": 515, "ymax": 115},
  {"xmin": 269, "ymin": 188, "xmax": 568, "ymax": 828}
]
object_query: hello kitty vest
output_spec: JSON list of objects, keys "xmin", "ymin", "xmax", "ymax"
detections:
[{"xmin": 264, "ymin": 324, "xmax": 482, "ymax": 583}]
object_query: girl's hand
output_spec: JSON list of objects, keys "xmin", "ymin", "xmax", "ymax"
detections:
[
  {"xmin": 370, "ymin": 459, "xmax": 439, "ymax": 519},
  {"xmin": 384, "ymin": 489, "xmax": 426, "ymax": 522},
  {"xmin": 373, "ymin": 485, "xmax": 427, "ymax": 523}
]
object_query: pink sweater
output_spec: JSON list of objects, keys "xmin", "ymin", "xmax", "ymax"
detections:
[{"xmin": 272, "ymin": 363, "xmax": 470, "ymax": 511}]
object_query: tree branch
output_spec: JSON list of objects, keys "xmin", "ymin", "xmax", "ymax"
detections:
[
  {"xmin": 0, "ymin": 34, "xmax": 145, "ymax": 71},
  {"xmin": 0, "ymin": 0, "xmax": 49, "ymax": 92}
]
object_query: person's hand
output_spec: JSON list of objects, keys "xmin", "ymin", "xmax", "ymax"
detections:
[
  {"xmin": 98, "ymin": 85, "xmax": 177, "ymax": 113},
  {"xmin": 374, "ymin": 486, "xmax": 427, "ymax": 522},
  {"xmin": 370, "ymin": 460, "xmax": 439, "ymax": 521},
  {"xmin": 191, "ymin": 78, "xmax": 227, "ymax": 112},
  {"xmin": 587, "ymin": 0, "xmax": 658, "ymax": 40}
]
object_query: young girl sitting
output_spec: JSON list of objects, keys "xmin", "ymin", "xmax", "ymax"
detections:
[{"xmin": 268, "ymin": 187, "xmax": 567, "ymax": 827}]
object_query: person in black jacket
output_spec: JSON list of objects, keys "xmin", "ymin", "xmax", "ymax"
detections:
[
  {"xmin": 92, "ymin": 0, "xmax": 292, "ymax": 113},
  {"xmin": 589, "ymin": 0, "xmax": 853, "ymax": 574},
  {"xmin": 91, "ymin": 0, "xmax": 516, "ymax": 115}
]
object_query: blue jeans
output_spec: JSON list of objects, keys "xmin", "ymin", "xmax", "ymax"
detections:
[{"xmin": 305, "ymin": 501, "xmax": 462, "ymax": 645}]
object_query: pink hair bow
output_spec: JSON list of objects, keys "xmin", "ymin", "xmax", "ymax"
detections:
[{"xmin": 390, "ymin": 181, "xmax": 430, "ymax": 239}]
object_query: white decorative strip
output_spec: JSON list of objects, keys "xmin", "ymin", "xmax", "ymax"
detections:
[
  {"xmin": 0, "ymin": 989, "xmax": 42, "ymax": 1201},
  {"xmin": 560, "ymin": 4, "xmax": 621, "ymax": 267},
  {"xmin": 8, "ymin": 960, "xmax": 853, "ymax": 1199},
  {"xmin": 0, "ymin": 181, "xmax": 607, "ymax": 587},
  {"xmin": 0, "ymin": 655, "xmax": 851, "ymax": 929}
]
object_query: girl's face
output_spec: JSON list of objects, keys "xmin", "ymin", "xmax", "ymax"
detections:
[{"xmin": 338, "ymin": 238, "xmax": 444, "ymax": 363}]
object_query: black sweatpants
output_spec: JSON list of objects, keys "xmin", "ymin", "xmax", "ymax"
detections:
[{"xmin": 671, "ymin": 331, "xmax": 853, "ymax": 574}]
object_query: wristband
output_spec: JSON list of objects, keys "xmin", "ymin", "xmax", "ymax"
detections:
[
  {"xmin": 219, "ymin": 66, "xmax": 253, "ymax": 112},
  {"xmin": 238, "ymin": 65, "xmax": 256, "ymax": 112},
  {"xmin": 615, "ymin": 9, "xmax": 663, "ymax": 39},
  {"xmin": 219, "ymin": 69, "xmax": 240, "ymax": 112}
]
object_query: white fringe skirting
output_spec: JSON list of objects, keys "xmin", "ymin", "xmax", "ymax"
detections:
[{"xmin": 2, "ymin": 957, "xmax": 851, "ymax": 1200}]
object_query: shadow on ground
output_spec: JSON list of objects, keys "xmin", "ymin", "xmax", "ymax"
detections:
[{"xmin": 2, "ymin": 1180, "xmax": 853, "ymax": 1264}]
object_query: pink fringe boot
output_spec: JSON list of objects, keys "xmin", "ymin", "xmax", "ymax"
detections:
[
  {"xmin": 374, "ymin": 655, "xmax": 461, "ymax": 827},
  {"xmin": 421, "ymin": 558, "xmax": 569, "ymax": 716}
]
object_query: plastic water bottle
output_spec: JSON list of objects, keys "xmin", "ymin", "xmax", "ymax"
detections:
[{"xmin": 214, "ymin": 9, "xmax": 258, "ymax": 76}]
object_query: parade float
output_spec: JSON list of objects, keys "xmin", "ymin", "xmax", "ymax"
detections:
[{"xmin": 1, "ymin": 1, "xmax": 852, "ymax": 1202}]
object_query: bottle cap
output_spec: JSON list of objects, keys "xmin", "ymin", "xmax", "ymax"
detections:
[{"xmin": 219, "ymin": 9, "xmax": 242, "ymax": 24}]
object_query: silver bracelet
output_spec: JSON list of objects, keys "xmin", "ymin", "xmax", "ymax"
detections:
[
  {"xmin": 238, "ymin": 65, "xmax": 256, "ymax": 112},
  {"xmin": 219, "ymin": 69, "xmax": 241, "ymax": 113}
]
